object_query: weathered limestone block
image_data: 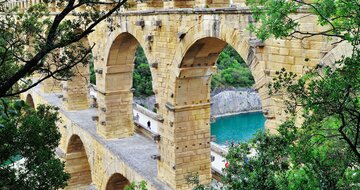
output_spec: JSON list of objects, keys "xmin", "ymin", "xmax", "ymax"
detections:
[
  {"xmin": 62, "ymin": 64, "xmax": 90, "ymax": 111},
  {"xmin": 231, "ymin": 0, "xmax": 246, "ymax": 7},
  {"xmin": 137, "ymin": 0, "xmax": 163, "ymax": 10},
  {"xmin": 96, "ymin": 91, "xmax": 134, "ymax": 139},
  {"xmin": 40, "ymin": 78, "xmax": 62, "ymax": 93},
  {"xmin": 164, "ymin": 0, "xmax": 195, "ymax": 8},
  {"xmin": 159, "ymin": 104, "xmax": 212, "ymax": 189}
]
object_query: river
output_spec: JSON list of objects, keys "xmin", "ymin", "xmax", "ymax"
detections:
[{"xmin": 211, "ymin": 112, "xmax": 266, "ymax": 146}]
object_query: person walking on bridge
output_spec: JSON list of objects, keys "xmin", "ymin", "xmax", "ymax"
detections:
[{"xmin": 147, "ymin": 120, "xmax": 151, "ymax": 130}]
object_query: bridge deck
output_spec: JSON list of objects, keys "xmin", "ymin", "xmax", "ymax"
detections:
[{"xmin": 32, "ymin": 85, "xmax": 171, "ymax": 190}]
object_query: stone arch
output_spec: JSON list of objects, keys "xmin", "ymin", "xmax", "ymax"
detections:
[
  {"xmin": 173, "ymin": 28, "xmax": 253, "ymax": 69},
  {"xmin": 105, "ymin": 173, "xmax": 130, "ymax": 190},
  {"xmin": 170, "ymin": 24, "xmax": 270, "ymax": 126},
  {"xmin": 158, "ymin": 33, "xmax": 267, "ymax": 188},
  {"xmin": 105, "ymin": 31, "xmax": 138, "ymax": 113},
  {"xmin": 102, "ymin": 31, "xmax": 153, "ymax": 92},
  {"xmin": 96, "ymin": 32, "xmax": 153, "ymax": 139},
  {"xmin": 65, "ymin": 135, "xmax": 92, "ymax": 189},
  {"xmin": 25, "ymin": 94, "xmax": 35, "ymax": 109},
  {"xmin": 162, "ymin": 37, "xmax": 229, "ymax": 188},
  {"xmin": 175, "ymin": 37, "xmax": 227, "ymax": 106},
  {"xmin": 171, "ymin": 31, "xmax": 266, "ymax": 111}
]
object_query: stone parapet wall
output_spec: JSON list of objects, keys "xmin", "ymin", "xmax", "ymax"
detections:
[
  {"xmin": 210, "ymin": 142, "xmax": 228, "ymax": 157},
  {"xmin": 133, "ymin": 103, "xmax": 163, "ymax": 122}
]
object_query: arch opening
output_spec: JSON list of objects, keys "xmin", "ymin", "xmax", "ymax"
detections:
[
  {"xmin": 98, "ymin": 32, "xmax": 154, "ymax": 138},
  {"xmin": 25, "ymin": 94, "xmax": 35, "ymax": 109},
  {"xmin": 210, "ymin": 44, "xmax": 266, "ymax": 145},
  {"xmin": 133, "ymin": 46, "xmax": 154, "ymax": 99},
  {"xmin": 211, "ymin": 45, "xmax": 255, "ymax": 91},
  {"xmin": 175, "ymin": 37, "xmax": 228, "ymax": 107},
  {"xmin": 159, "ymin": 37, "xmax": 264, "ymax": 188},
  {"xmin": 89, "ymin": 57, "xmax": 96, "ymax": 85},
  {"xmin": 105, "ymin": 32, "xmax": 140, "ymax": 92},
  {"xmin": 177, "ymin": 37, "xmax": 264, "ymax": 142},
  {"xmin": 131, "ymin": 45, "xmax": 158, "ymax": 135},
  {"xmin": 65, "ymin": 135, "xmax": 92, "ymax": 189},
  {"xmin": 105, "ymin": 173, "xmax": 130, "ymax": 190}
]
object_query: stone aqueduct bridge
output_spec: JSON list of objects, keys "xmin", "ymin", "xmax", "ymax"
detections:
[{"xmin": 8, "ymin": 0, "xmax": 349, "ymax": 189}]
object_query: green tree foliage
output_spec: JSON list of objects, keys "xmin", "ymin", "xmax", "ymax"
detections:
[
  {"xmin": 133, "ymin": 46, "xmax": 153, "ymax": 97},
  {"xmin": 212, "ymin": 45, "xmax": 254, "ymax": 90},
  {"xmin": 124, "ymin": 181, "xmax": 148, "ymax": 190},
  {"xmin": 131, "ymin": 45, "xmax": 255, "ymax": 98},
  {"xmin": 219, "ymin": 0, "xmax": 360, "ymax": 189},
  {"xmin": 0, "ymin": 99, "xmax": 70, "ymax": 189},
  {"xmin": 89, "ymin": 60, "xmax": 96, "ymax": 85},
  {"xmin": 246, "ymin": 0, "xmax": 359, "ymax": 45},
  {"xmin": 269, "ymin": 53, "xmax": 360, "ymax": 160},
  {"xmin": 187, "ymin": 173, "xmax": 214, "ymax": 190},
  {"xmin": 190, "ymin": 52, "xmax": 360, "ymax": 189},
  {"xmin": 0, "ymin": 1, "xmax": 126, "ymax": 97},
  {"xmin": 224, "ymin": 118, "xmax": 359, "ymax": 189},
  {"xmin": 245, "ymin": 0, "xmax": 360, "ymax": 162},
  {"xmin": 0, "ymin": 2, "xmax": 126, "ymax": 188},
  {"xmin": 216, "ymin": 45, "xmax": 246, "ymax": 70}
]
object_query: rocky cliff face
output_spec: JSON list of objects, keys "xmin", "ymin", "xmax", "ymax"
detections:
[
  {"xmin": 134, "ymin": 96, "xmax": 156, "ymax": 111},
  {"xmin": 135, "ymin": 89, "xmax": 262, "ymax": 117},
  {"xmin": 210, "ymin": 90, "xmax": 262, "ymax": 116}
]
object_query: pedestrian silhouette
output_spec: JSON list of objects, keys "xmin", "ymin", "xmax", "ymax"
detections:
[{"xmin": 147, "ymin": 120, "xmax": 151, "ymax": 129}]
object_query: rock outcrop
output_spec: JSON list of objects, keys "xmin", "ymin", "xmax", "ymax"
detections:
[
  {"xmin": 135, "ymin": 89, "xmax": 262, "ymax": 117},
  {"xmin": 210, "ymin": 89, "xmax": 262, "ymax": 116},
  {"xmin": 134, "ymin": 96, "xmax": 156, "ymax": 111}
]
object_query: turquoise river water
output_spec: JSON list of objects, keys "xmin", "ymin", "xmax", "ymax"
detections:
[{"xmin": 210, "ymin": 112, "xmax": 266, "ymax": 146}]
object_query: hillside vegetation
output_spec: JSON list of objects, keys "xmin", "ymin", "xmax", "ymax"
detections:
[
  {"xmin": 132, "ymin": 45, "xmax": 254, "ymax": 97},
  {"xmin": 211, "ymin": 45, "xmax": 254, "ymax": 90}
]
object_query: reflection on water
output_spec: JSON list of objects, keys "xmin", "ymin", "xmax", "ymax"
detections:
[{"xmin": 210, "ymin": 112, "xmax": 266, "ymax": 145}]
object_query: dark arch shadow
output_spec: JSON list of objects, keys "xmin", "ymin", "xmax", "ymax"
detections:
[
  {"xmin": 95, "ymin": 32, "xmax": 154, "ymax": 138},
  {"xmin": 65, "ymin": 135, "xmax": 92, "ymax": 188},
  {"xmin": 105, "ymin": 173, "xmax": 130, "ymax": 190},
  {"xmin": 106, "ymin": 32, "xmax": 154, "ymax": 97},
  {"xmin": 175, "ymin": 37, "xmax": 228, "ymax": 106}
]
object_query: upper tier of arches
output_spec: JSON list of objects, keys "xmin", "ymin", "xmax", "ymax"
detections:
[{"xmin": 6, "ymin": 0, "xmax": 248, "ymax": 12}]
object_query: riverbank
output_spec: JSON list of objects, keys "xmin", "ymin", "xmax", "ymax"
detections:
[{"xmin": 212, "ymin": 109, "xmax": 263, "ymax": 118}]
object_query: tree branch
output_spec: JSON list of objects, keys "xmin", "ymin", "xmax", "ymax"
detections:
[
  {"xmin": 339, "ymin": 113, "xmax": 360, "ymax": 162},
  {"xmin": 2, "ymin": 43, "xmax": 95, "ymax": 97},
  {"xmin": 0, "ymin": 0, "xmax": 126, "ymax": 97}
]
